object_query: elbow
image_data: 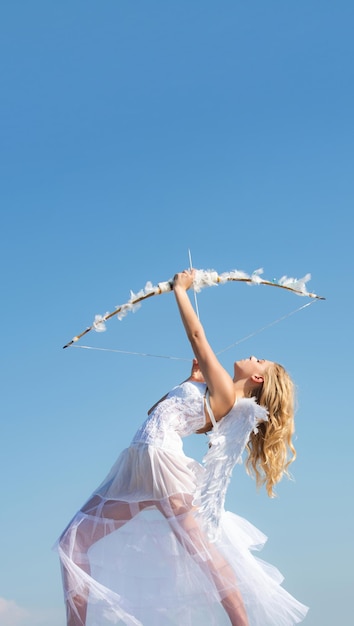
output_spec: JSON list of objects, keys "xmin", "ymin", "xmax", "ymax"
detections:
[{"xmin": 188, "ymin": 328, "xmax": 204, "ymax": 345}]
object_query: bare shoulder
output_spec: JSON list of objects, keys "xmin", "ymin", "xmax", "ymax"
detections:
[{"xmin": 200, "ymin": 357, "xmax": 235, "ymax": 420}]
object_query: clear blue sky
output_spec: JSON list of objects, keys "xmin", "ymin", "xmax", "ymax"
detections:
[{"xmin": 1, "ymin": 2, "xmax": 353, "ymax": 625}]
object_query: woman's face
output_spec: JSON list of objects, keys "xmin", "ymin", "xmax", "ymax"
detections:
[{"xmin": 234, "ymin": 355, "xmax": 273, "ymax": 381}]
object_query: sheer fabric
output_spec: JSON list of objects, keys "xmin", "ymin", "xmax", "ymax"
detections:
[{"xmin": 55, "ymin": 381, "xmax": 308, "ymax": 625}]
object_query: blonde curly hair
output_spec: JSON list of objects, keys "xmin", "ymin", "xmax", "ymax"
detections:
[{"xmin": 246, "ymin": 363, "xmax": 296, "ymax": 497}]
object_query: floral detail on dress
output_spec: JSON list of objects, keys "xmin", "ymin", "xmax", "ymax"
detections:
[{"xmin": 132, "ymin": 381, "xmax": 206, "ymax": 450}]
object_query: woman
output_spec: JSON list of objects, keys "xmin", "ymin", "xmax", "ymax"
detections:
[{"xmin": 56, "ymin": 270, "xmax": 308, "ymax": 625}]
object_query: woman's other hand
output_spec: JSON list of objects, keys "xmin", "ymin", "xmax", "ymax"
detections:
[{"xmin": 189, "ymin": 358, "xmax": 205, "ymax": 383}]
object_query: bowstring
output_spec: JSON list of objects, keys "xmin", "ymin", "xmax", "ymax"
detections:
[
  {"xmin": 72, "ymin": 345, "xmax": 191, "ymax": 361},
  {"xmin": 215, "ymin": 300, "xmax": 316, "ymax": 355},
  {"xmin": 72, "ymin": 300, "xmax": 317, "ymax": 360},
  {"xmin": 188, "ymin": 248, "xmax": 200, "ymax": 320}
]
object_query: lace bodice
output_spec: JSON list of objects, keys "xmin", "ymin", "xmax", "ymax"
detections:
[{"xmin": 131, "ymin": 381, "xmax": 206, "ymax": 451}]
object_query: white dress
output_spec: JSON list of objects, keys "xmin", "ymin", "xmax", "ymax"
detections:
[{"xmin": 56, "ymin": 381, "xmax": 309, "ymax": 625}]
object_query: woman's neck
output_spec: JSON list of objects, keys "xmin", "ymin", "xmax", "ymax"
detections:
[{"xmin": 233, "ymin": 378, "xmax": 252, "ymax": 401}]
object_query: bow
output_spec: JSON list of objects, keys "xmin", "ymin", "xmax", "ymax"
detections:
[{"xmin": 63, "ymin": 268, "xmax": 325, "ymax": 350}]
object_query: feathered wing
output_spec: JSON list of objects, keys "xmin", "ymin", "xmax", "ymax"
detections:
[{"xmin": 194, "ymin": 398, "xmax": 268, "ymax": 541}]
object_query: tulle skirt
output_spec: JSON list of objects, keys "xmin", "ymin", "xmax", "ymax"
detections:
[{"xmin": 55, "ymin": 443, "xmax": 309, "ymax": 625}]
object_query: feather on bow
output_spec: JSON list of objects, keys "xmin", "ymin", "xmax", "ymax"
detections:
[{"xmin": 63, "ymin": 268, "xmax": 324, "ymax": 349}]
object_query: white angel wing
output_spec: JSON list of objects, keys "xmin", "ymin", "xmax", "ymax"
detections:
[{"xmin": 194, "ymin": 398, "xmax": 268, "ymax": 541}]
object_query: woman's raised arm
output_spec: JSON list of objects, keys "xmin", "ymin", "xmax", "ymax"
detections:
[{"xmin": 173, "ymin": 270, "xmax": 235, "ymax": 419}]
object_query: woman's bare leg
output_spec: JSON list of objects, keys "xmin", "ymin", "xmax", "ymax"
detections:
[
  {"xmin": 221, "ymin": 595, "xmax": 249, "ymax": 626},
  {"xmin": 59, "ymin": 495, "xmax": 134, "ymax": 626},
  {"xmin": 163, "ymin": 495, "xmax": 249, "ymax": 626}
]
